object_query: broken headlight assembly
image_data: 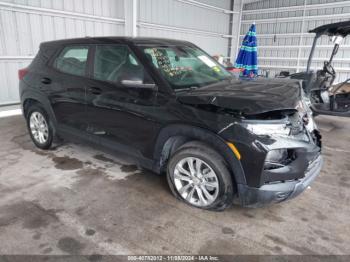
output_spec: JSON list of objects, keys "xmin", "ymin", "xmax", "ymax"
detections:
[
  {"xmin": 242, "ymin": 107, "xmax": 310, "ymax": 137},
  {"xmin": 243, "ymin": 121, "xmax": 291, "ymax": 136},
  {"xmin": 296, "ymin": 91, "xmax": 318, "ymax": 133}
]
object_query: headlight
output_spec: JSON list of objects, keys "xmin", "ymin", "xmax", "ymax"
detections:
[
  {"xmin": 296, "ymin": 94, "xmax": 318, "ymax": 133},
  {"xmin": 296, "ymin": 100, "xmax": 307, "ymax": 115},
  {"xmin": 245, "ymin": 122, "xmax": 291, "ymax": 136}
]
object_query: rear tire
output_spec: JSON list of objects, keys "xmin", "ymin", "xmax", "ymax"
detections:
[
  {"xmin": 26, "ymin": 104, "xmax": 53, "ymax": 150},
  {"xmin": 167, "ymin": 141, "xmax": 235, "ymax": 211}
]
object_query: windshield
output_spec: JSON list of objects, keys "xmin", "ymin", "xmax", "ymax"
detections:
[{"xmin": 141, "ymin": 45, "xmax": 232, "ymax": 90}]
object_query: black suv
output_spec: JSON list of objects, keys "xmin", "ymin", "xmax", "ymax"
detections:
[{"xmin": 19, "ymin": 37, "xmax": 323, "ymax": 210}]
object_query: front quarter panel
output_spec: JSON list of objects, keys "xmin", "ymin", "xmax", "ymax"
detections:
[{"xmin": 219, "ymin": 121, "xmax": 321, "ymax": 187}]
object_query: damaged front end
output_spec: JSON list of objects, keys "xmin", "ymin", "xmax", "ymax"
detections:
[
  {"xmin": 219, "ymin": 106, "xmax": 322, "ymax": 207},
  {"xmin": 176, "ymin": 78, "xmax": 323, "ymax": 207}
]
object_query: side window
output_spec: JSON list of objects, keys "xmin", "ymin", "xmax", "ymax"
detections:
[
  {"xmin": 54, "ymin": 46, "xmax": 89, "ymax": 77},
  {"xmin": 93, "ymin": 45, "xmax": 154, "ymax": 84}
]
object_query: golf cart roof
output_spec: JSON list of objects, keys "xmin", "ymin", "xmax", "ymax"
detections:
[{"xmin": 309, "ymin": 20, "xmax": 350, "ymax": 36}]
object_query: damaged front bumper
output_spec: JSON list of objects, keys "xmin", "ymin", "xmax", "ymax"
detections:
[
  {"xmin": 218, "ymin": 108, "xmax": 323, "ymax": 207},
  {"xmin": 237, "ymin": 154, "xmax": 323, "ymax": 207}
]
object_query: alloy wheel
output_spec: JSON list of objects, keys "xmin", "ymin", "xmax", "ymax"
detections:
[
  {"xmin": 173, "ymin": 157, "xmax": 219, "ymax": 207},
  {"xmin": 29, "ymin": 112, "xmax": 49, "ymax": 144}
]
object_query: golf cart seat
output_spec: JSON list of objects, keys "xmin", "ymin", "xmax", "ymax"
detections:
[
  {"xmin": 330, "ymin": 93, "xmax": 350, "ymax": 110},
  {"xmin": 312, "ymin": 101, "xmax": 350, "ymax": 117},
  {"xmin": 312, "ymin": 82, "xmax": 350, "ymax": 117}
]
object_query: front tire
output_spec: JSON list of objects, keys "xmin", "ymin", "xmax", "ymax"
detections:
[
  {"xmin": 167, "ymin": 141, "xmax": 235, "ymax": 211},
  {"xmin": 26, "ymin": 104, "xmax": 53, "ymax": 150}
]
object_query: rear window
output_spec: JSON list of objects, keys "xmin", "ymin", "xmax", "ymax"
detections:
[{"xmin": 54, "ymin": 46, "xmax": 89, "ymax": 77}]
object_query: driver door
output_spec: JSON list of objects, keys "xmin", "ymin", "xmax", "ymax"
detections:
[{"xmin": 85, "ymin": 44, "xmax": 159, "ymax": 155}]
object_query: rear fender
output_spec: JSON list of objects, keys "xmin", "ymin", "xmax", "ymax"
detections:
[{"xmin": 21, "ymin": 88, "xmax": 58, "ymax": 132}]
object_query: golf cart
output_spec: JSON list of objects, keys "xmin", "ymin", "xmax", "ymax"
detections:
[{"xmin": 287, "ymin": 21, "xmax": 350, "ymax": 117}]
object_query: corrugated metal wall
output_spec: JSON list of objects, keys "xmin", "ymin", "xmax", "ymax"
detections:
[
  {"xmin": 0, "ymin": 0, "xmax": 234, "ymax": 105},
  {"xmin": 240, "ymin": 0, "xmax": 350, "ymax": 83},
  {"xmin": 0, "ymin": 0, "xmax": 125, "ymax": 105},
  {"xmin": 138, "ymin": 0, "xmax": 232, "ymax": 56}
]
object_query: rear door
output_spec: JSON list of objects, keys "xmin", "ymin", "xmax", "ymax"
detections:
[{"xmin": 47, "ymin": 45, "xmax": 91, "ymax": 130}]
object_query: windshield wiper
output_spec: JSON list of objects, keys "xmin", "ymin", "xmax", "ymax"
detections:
[{"xmin": 175, "ymin": 86, "xmax": 199, "ymax": 92}]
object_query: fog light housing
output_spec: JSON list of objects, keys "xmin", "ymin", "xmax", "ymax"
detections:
[{"xmin": 264, "ymin": 149, "xmax": 296, "ymax": 170}]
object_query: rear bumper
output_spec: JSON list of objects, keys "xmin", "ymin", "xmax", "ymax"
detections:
[{"xmin": 237, "ymin": 154, "xmax": 323, "ymax": 207}]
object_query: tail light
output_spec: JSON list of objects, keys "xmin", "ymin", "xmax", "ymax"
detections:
[{"xmin": 18, "ymin": 68, "xmax": 28, "ymax": 80}]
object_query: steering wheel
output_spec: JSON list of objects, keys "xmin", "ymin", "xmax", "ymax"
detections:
[{"xmin": 323, "ymin": 61, "xmax": 336, "ymax": 76}]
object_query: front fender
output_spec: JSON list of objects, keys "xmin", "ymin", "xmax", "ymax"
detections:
[{"xmin": 153, "ymin": 124, "xmax": 246, "ymax": 185}]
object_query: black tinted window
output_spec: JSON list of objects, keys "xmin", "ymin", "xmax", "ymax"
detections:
[
  {"xmin": 54, "ymin": 46, "xmax": 88, "ymax": 76},
  {"xmin": 93, "ymin": 45, "xmax": 153, "ymax": 84}
]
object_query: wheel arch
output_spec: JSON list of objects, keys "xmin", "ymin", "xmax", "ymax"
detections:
[
  {"xmin": 21, "ymin": 91, "xmax": 58, "ymax": 136},
  {"xmin": 22, "ymin": 91, "xmax": 55, "ymax": 118},
  {"xmin": 153, "ymin": 124, "xmax": 247, "ymax": 185},
  {"xmin": 23, "ymin": 98, "xmax": 40, "ymax": 117}
]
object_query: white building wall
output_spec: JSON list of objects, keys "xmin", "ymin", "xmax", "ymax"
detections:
[
  {"xmin": 0, "ymin": 0, "xmax": 237, "ymax": 105},
  {"xmin": 240, "ymin": 0, "xmax": 350, "ymax": 83},
  {"xmin": 137, "ymin": 0, "xmax": 235, "ymax": 56},
  {"xmin": 0, "ymin": 0, "xmax": 125, "ymax": 105}
]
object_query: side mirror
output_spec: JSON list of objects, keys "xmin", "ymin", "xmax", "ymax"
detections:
[{"xmin": 121, "ymin": 80, "xmax": 156, "ymax": 90}]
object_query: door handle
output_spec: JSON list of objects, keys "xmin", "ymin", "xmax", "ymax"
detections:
[
  {"xmin": 41, "ymin": 77, "xmax": 51, "ymax": 84},
  {"xmin": 88, "ymin": 87, "xmax": 102, "ymax": 95}
]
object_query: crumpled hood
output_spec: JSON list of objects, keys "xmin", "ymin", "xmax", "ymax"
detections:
[{"xmin": 176, "ymin": 78, "xmax": 301, "ymax": 115}]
